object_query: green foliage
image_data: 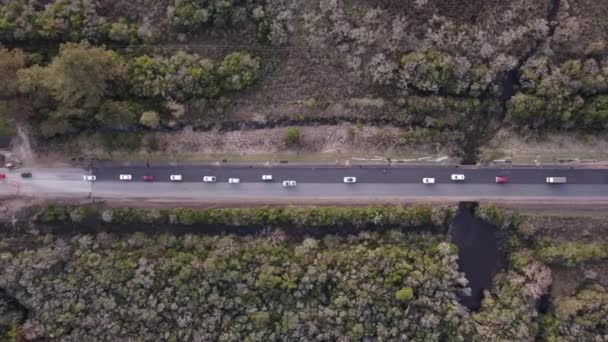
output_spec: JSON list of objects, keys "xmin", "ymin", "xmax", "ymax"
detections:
[
  {"xmin": 129, "ymin": 51, "xmax": 256, "ymax": 102},
  {"xmin": 0, "ymin": 0, "xmax": 150, "ymax": 43},
  {"xmin": 171, "ymin": 0, "xmax": 210, "ymax": 32},
  {"xmin": 0, "ymin": 102, "xmax": 15, "ymax": 136},
  {"xmin": 33, "ymin": 204, "xmax": 454, "ymax": 233},
  {"xmin": 6, "ymin": 324, "xmax": 23, "ymax": 342},
  {"xmin": 535, "ymin": 241, "xmax": 608, "ymax": 267},
  {"xmin": 0, "ymin": 47, "xmax": 25, "ymax": 99},
  {"xmin": 39, "ymin": 204, "xmax": 68, "ymax": 223},
  {"xmin": 43, "ymin": 42, "xmax": 124, "ymax": 108},
  {"xmin": 474, "ymin": 203, "xmax": 521, "ymax": 231},
  {"xmin": 15, "ymin": 46, "xmax": 260, "ymax": 140},
  {"xmin": 395, "ymin": 287, "xmax": 414, "ymax": 301},
  {"xmin": 98, "ymin": 132, "xmax": 143, "ymax": 152},
  {"xmin": 17, "ymin": 42, "xmax": 126, "ymax": 137},
  {"xmin": 399, "ymin": 50, "xmax": 464, "ymax": 95},
  {"xmin": 217, "ymin": 52, "xmax": 260, "ymax": 91},
  {"xmin": 284, "ymin": 127, "xmax": 300, "ymax": 147},
  {"xmin": 0, "ymin": 230, "xmax": 472, "ymax": 340},
  {"xmin": 506, "ymin": 93, "xmax": 546, "ymax": 128},
  {"xmin": 139, "ymin": 111, "xmax": 160, "ymax": 129},
  {"xmin": 541, "ymin": 284, "xmax": 608, "ymax": 341},
  {"xmin": 94, "ymin": 101, "xmax": 137, "ymax": 130},
  {"xmin": 168, "ymin": 0, "xmax": 250, "ymax": 32},
  {"xmin": 509, "ymin": 57, "xmax": 608, "ymax": 130},
  {"xmin": 106, "ymin": 19, "xmax": 138, "ymax": 43}
]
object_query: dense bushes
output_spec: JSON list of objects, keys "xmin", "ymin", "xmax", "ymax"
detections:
[
  {"xmin": 32, "ymin": 204, "xmax": 455, "ymax": 232},
  {"xmin": 16, "ymin": 42, "xmax": 260, "ymax": 138},
  {"xmin": 0, "ymin": 230, "xmax": 474, "ymax": 341},
  {"xmin": 535, "ymin": 241, "xmax": 608, "ymax": 267},
  {"xmin": 129, "ymin": 51, "xmax": 259, "ymax": 102},
  {"xmin": 283, "ymin": 127, "xmax": 300, "ymax": 147},
  {"xmin": 17, "ymin": 42, "xmax": 128, "ymax": 137},
  {"xmin": 168, "ymin": 0, "xmax": 251, "ymax": 32},
  {"xmin": 541, "ymin": 284, "xmax": 608, "ymax": 341},
  {"xmin": 507, "ymin": 57, "xmax": 608, "ymax": 130},
  {"xmin": 0, "ymin": 0, "xmax": 157, "ymax": 43},
  {"xmin": 397, "ymin": 50, "xmax": 493, "ymax": 97},
  {"xmin": 474, "ymin": 203, "xmax": 523, "ymax": 231}
]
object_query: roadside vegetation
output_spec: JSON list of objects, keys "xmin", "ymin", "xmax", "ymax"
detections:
[
  {"xmin": 475, "ymin": 203, "xmax": 608, "ymax": 341},
  {"xmin": 1, "ymin": 202, "xmax": 607, "ymax": 341},
  {"xmin": 0, "ymin": 0, "xmax": 607, "ymax": 162},
  {"xmin": 0, "ymin": 230, "xmax": 472, "ymax": 341}
]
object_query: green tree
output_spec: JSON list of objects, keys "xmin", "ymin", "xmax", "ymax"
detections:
[
  {"xmin": 0, "ymin": 47, "xmax": 26, "ymax": 99},
  {"xmin": 395, "ymin": 287, "xmax": 414, "ymax": 301},
  {"xmin": 129, "ymin": 55, "xmax": 165, "ymax": 98},
  {"xmin": 18, "ymin": 42, "xmax": 125, "ymax": 109},
  {"xmin": 284, "ymin": 127, "xmax": 300, "ymax": 147},
  {"xmin": 171, "ymin": 0, "xmax": 210, "ymax": 32},
  {"xmin": 218, "ymin": 52, "xmax": 260, "ymax": 91},
  {"xmin": 399, "ymin": 50, "xmax": 461, "ymax": 95},
  {"xmin": 507, "ymin": 93, "xmax": 546, "ymax": 128},
  {"xmin": 139, "ymin": 111, "xmax": 160, "ymax": 128},
  {"xmin": 47, "ymin": 42, "xmax": 124, "ymax": 108},
  {"xmin": 94, "ymin": 101, "xmax": 137, "ymax": 130}
]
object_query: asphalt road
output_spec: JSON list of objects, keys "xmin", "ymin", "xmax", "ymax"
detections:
[
  {"xmin": 91, "ymin": 165, "xmax": 608, "ymax": 184},
  {"xmin": 2, "ymin": 165, "xmax": 608, "ymax": 202}
]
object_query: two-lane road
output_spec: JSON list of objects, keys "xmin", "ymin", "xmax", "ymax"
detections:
[
  {"xmin": 2, "ymin": 164, "xmax": 608, "ymax": 203},
  {"xmin": 91, "ymin": 165, "xmax": 608, "ymax": 184}
]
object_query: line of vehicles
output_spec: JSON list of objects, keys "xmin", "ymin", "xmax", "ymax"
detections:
[{"xmin": 81, "ymin": 174, "xmax": 569, "ymax": 186}]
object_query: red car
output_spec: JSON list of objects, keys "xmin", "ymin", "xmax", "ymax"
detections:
[
  {"xmin": 495, "ymin": 176, "xmax": 508, "ymax": 184},
  {"xmin": 0, "ymin": 173, "xmax": 5, "ymax": 180},
  {"xmin": 142, "ymin": 175, "xmax": 154, "ymax": 182}
]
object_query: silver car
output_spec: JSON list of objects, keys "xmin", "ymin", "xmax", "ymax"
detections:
[
  {"xmin": 282, "ymin": 180, "xmax": 297, "ymax": 187},
  {"xmin": 451, "ymin": 174, "xmax": 465, "ymax": 181}
]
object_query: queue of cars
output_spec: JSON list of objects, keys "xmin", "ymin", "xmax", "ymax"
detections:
[
  {"xmin": 78, "ymin": 172, "xmax": 572, "ymax": 186},
  {"xmin": 80, "ymin": 173, "xmax": 542, "ymax": 186}
]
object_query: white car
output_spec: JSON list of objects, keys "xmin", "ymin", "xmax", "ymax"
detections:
[
  {"xmin": 203, "ymin": 176, "xmax": 216, "ymax": 183},
  {"xmin": 119, "ymin": 174, "xmax": 132, "ymax": 181},
  {"xmin": 451, "ymin": 174, "xmax": 465, "ymax": 181},
  {"xmin": 282, "ymin": 180, "xmax": 297, "ymax": 187},
  {"xmin": 83, "ymin": 175, "xmax": 96, "ymax": 181},
  {"xmin": 170, "ymin": 175, "xmax": 183, "ymax": 181},
  {"xmin": 262, "ymin": 175, "xmax": 273, "ymax": 181},
  {"xmin": 343, "ymin": 177, "xmax": 357, "ymax": 183},
  {"xmin": 422, "ymin": 177, "xmax": 435, "ymax": 184},
  {"xmin": 229, "ymin": 178, "xmax": 240, "ymax": 184}
]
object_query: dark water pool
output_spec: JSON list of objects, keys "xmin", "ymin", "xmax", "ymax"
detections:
[{"xmin": 450, "ymin": 202, "xmax": 502, "ymax": 310}]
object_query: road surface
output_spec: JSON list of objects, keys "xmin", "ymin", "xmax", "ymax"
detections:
[
  {"xmin": 91, "ymin": 165, "xmax": 608, "ymax": 184},
  {"xmin": 0, "ymin": 165, "xmax": 607, "ymax": 203}
]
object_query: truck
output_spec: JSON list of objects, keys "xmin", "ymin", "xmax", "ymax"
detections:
[{"xmin": 546, "ymin": 176, "xmax": 567, "ymax": 184}]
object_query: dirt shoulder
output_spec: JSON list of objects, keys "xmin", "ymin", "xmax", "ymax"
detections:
[{"xmin": 481, "ymin": 129, "xmax": 608, "ymax": 165}]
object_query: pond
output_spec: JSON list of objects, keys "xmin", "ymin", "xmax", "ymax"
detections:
[{"xmin": 451, "ymin": 202, "xmax": 502, "ymax": 310}]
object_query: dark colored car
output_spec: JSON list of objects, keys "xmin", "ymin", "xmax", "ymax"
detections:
[
  {"xmin": 20, "ymin": 172, "xmax": 32, "ymax": 178},
  {"xmin": 495, "ymin": 176, "xmax": 509, "ymax": 184},
  {"xmin": 142, "ymin": 175, "xmax": 154, "ymax": 182}
]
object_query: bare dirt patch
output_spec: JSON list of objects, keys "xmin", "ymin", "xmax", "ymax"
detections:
[
  {"xmin": 481, "ymin": 129, "xmax": 608, "ymax": 163},
  {"xmin": 522, "ymin": 214, "xmax": 608, "ymax": 243},
  {"xmin": 48, "ymin": 124, "xmax": 449, "ymax": 162}
]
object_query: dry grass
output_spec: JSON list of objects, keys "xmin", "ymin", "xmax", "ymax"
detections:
[
  {"xmin": 481, "ymin": 129, "xmax": 608, "ymax": 163},
  {"xmin": 47, "ymin": 124, "xmax": 448, "ymax": 162}
]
